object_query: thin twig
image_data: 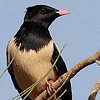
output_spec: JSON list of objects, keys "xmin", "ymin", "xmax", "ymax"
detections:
[
  {"xmin": 0, "ymin": 43, "xmax": 21, "ymax": 78},
  {"xmin": 56, "ymin": 90, "xmax": 67, "ymax": 100}
]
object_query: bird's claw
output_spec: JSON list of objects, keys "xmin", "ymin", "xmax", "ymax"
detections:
[{"xmin": 46, "ymin": 79, "xmax": 56, "ymax": 96}]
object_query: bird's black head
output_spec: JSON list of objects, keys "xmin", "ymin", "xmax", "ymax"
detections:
[
  {"xmin": 14, "ymin": 5, "xmax": 70, "ymax": 52},
  {"xmin": 24, "ymin": 5, "xmax": 70, "ymax": 28}
]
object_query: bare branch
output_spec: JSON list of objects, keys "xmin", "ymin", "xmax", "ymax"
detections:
[
  {"xmin": 35, "ymin": 49, "xmax": 100, "ymax": 100},
  {"xmin": 88, "ymin": 78, "xmax": 100, "ymax": 100}
]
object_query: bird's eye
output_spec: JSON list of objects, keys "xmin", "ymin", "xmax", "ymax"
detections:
[{"xmin": 39, "ymin": 8, "xmax": 46, "ymax": 14}]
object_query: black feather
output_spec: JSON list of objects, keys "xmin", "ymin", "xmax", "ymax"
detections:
[
  {"xmin": 14, "ymin": 21, "xmax": 52, "ymax": 52},
  {"xmin": 52, "ymin": 43, "xmax": 72, "ymax": 100}
]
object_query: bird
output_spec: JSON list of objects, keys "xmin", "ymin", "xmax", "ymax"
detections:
[{"xmin": 7, "ymin": 5, "xmax": 72, "ymax": 100}]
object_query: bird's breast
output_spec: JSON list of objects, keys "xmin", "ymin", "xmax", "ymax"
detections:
[{"xmin": 8, "ymin": 38, "xmax": 58, "ymax": 99}]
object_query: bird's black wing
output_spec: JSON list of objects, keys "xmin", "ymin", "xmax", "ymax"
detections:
[
  {"xmin": 52, "ymin": 43, "xmax": 72, "ymax": 100},
  {"xmin": 6, "ymin": 44, "xmax": 31, "ymax": 100}
]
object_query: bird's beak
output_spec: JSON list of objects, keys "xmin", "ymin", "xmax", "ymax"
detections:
[{"xmin": 56, "ymin": 10, "xmax": 71, "ymax": 16}]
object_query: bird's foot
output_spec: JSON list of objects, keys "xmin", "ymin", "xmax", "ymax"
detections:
[{"xmin": 46, "ymin": 79, "xmax": 56, "ymax": 96}]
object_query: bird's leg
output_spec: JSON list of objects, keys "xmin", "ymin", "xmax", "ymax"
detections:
[{"xmin": 46, "ymin": 78, "xmax": 57, "ymax": 99}]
